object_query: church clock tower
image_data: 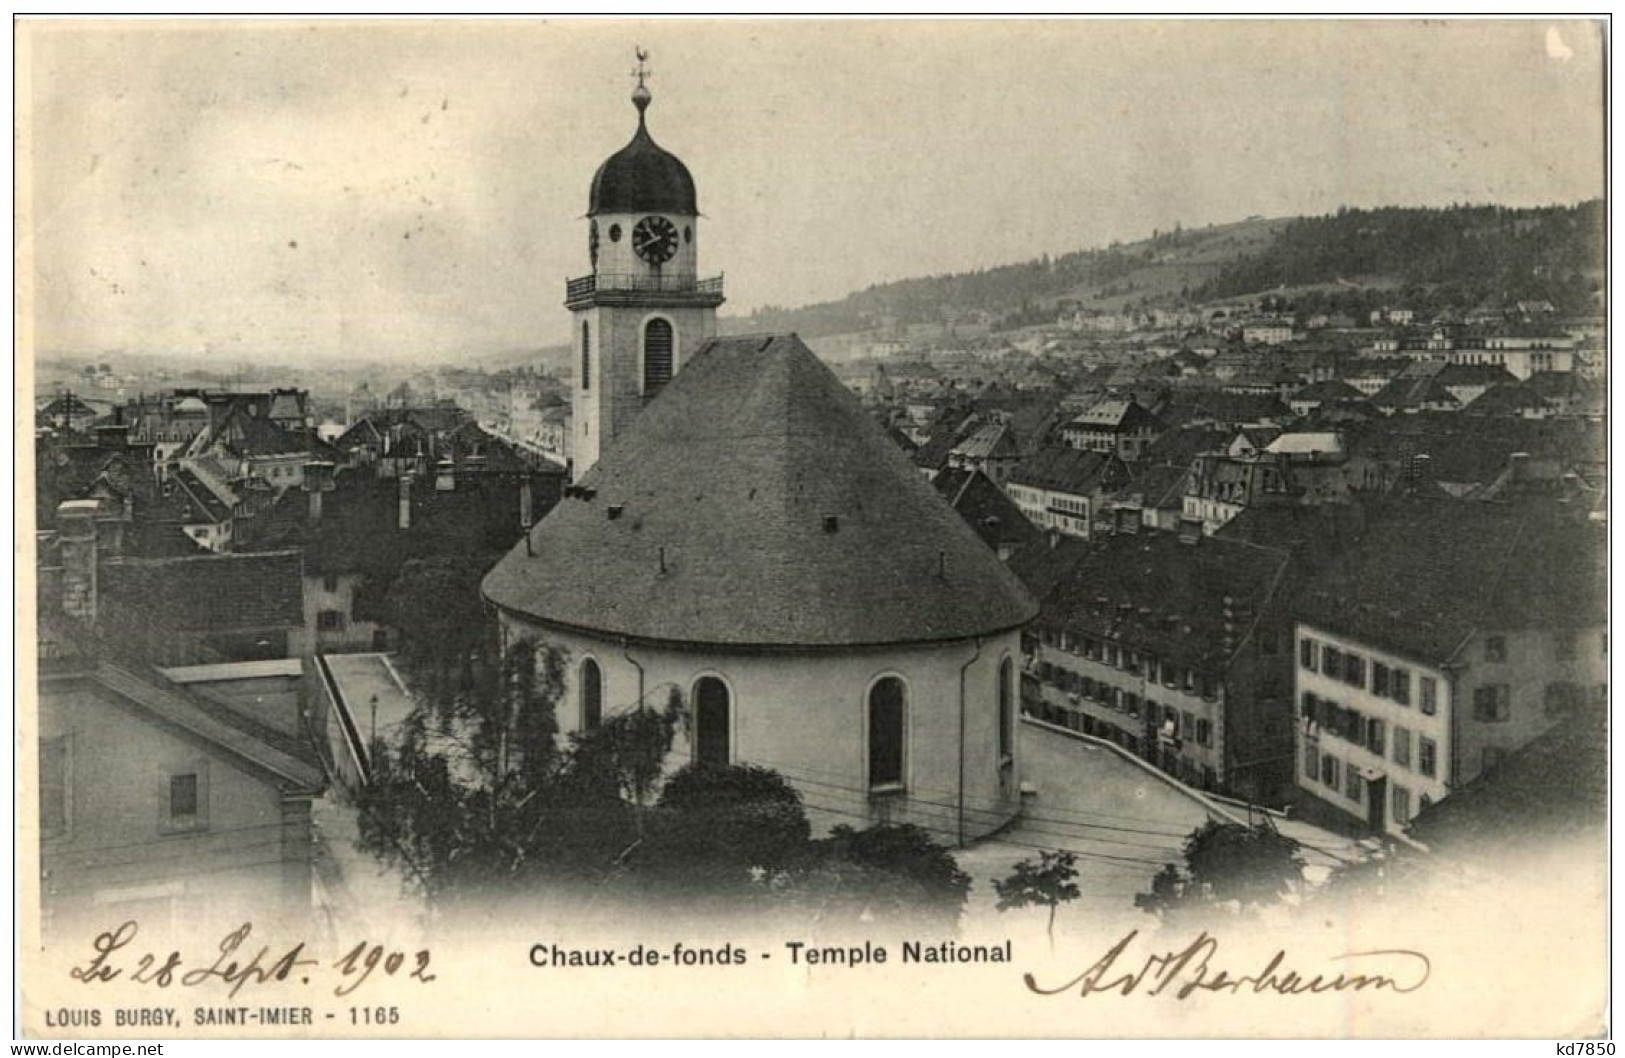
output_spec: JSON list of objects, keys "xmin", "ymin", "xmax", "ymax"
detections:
[{"xmin": 566, "ymin": 52, "xmax": 723, "ymax": 479}]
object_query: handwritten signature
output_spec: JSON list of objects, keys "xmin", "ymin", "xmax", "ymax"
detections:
[
  {"xmin": 69, "ymin": 921, "xmax": 435, "ymax": 999},
  {"xmin": 1025, "ymin": 930, "xmax": 1430, "ymax": 999}
]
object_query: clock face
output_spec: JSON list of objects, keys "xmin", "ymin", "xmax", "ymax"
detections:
[{"xmin": 632, "ymin": 215, "xmax": 679, "ymax": 265}]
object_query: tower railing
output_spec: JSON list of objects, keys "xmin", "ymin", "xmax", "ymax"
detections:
[{"xmin": 565, "ymin": 272, "xmax": 725, "ymax": 299}]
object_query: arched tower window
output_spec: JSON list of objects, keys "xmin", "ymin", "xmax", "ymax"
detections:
[
  {"xmin": 643, "ymin": 318, "xmax": 674, "ymax": 396},
  {"xmin": 868, "ymin": 677, "xmax": 906, "ymax": 789},
  {"xmin": 580, "ymin": 321, "xmax": 591, "ymax": 392},
  {"xmin": 998, "ymin": 657, "xmax": 1015, "ymax": 763},
  {"xmin": 580, "ymin": 658, "xmax": 602, "ymax": 732},
  {"xmin": 694, "ymin": 676, "xmax": 730, "ymax": 767}
]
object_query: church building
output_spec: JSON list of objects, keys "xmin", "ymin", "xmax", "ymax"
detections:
[{"xmin": 483, "ymin": 64, "xmax": 1037, "ymax": 843}]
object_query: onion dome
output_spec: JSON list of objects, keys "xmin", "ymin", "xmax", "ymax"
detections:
[{"xmin": 588, "ymin": 79, "xmax": 697, "ymax": 217}]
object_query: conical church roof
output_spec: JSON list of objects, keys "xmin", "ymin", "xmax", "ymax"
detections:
[{"xmin": 482, "ymin": 334, "xmax": 1037, "ymax": 649}]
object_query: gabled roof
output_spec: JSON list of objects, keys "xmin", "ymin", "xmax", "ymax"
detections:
[
  {"xmin": 1297, "ymin": 502, "xmax": 1605, "ymax": 664},
  {"xmin": 1435, "ymin": 363, "xmax": 1518, "ymax": 388},
  {"xmin": 101, "ymin": 550, "xmax": 305, "ymax": 633},
  {"xmin": 950, "ymin": 422, "xmax": 1019, "ymax": 461},
  {"xmin": 1370, "ymin": 374, "xmax": 1460, "ymax": 410},
  {"xmin": 1462, "ymin": 383, "xmax": 1551, "ymax": 417},
  {"xmin": 39, "ymin": 615, "xmax": 322, "ymax": 791},
  {"xmin": 1407, "ymin": 705, "xmax": 1606, "ymax": 852},
  {"xmin": 1291, "ymin": 379, "xmax": 1364, "ymax": 403},
  {"xmin": 1009, "ymin": 446, "xmax": 1131, "ymax": 495},
  {"xmin": 484, "ymin": 334, "xmax": 1038, "ymax": 648},
  {"xmin": 931, "ymin": 467, "xmax": 1039, "ymax": 553}
]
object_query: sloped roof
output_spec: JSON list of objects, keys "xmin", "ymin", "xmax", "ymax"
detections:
[
  {"xmin": 1291, "ymin": 379, "xmax": 1364, "ymax": 403},
  {"xmin": 951, "ymin": 422, "xmax": 1018, "ymax": 461},
  {"xmin": 483, "ymin": 334, "xmax": 1038, "ymax": 648},
  {"xmin": 1297, "ymin": 502, "xmax": 1605, "ymax": 664},
  {"xmin": 931, "ymin": 467, "xmax": 1039, "ymax": 553},
  {"xmin": 1462, "ymin": 383, "xmax": 1552, "ymax": 417},
  {"xmin": 1371, "ymin": 374, "xmax": 1460, "ymax": 410},
  {"xmin": 1407, "ymin": 704, "xmax": 1606, "ymax": 852},
  {"xmin": 101, "ymin": 550, "xmax": 305, "ymax": 633},
  {"xmin": 1009, "ymin": 445, "xmax": 1130, "ymax": 495}
]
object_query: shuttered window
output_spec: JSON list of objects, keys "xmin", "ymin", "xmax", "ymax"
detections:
[{"xmin": 643, "ymin": 319, "xmax": 674, "ymax": 395}]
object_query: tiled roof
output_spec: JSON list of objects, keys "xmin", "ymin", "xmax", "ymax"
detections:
[
  {"xmin": 1009, "ymin": 446, "xmax": 1131, "ymax": 495},
  {"xmin": 931, "ymin": 468, "xmax": 1038, "ymax": 553},
  {"xmin": 1296, "ymin": 502, "xmax": 1605, "ymax": 664},
  {"xmin": 1435, "ymin": 363, "xmax": 1518, "ymax": 387},
  {"xmin": 1021, "ymin": 530, "xmax": 1292, "ymax": 673},
  {"xmin": 1291, "ymin": 379, "xmax": 1364, "ymax": 402},
  {"xmin": 483, "ymin": 334, "xmax": 1038, "ymax": 648},
  {"xmin": 1407, "ymin": 705, "xmax": 1606, "ymax": 852},
  {"xmin": 951, "ymin": 422, "xmax": 1018, "ymax": 461},
  {"xmin": 101, "ymin": 550, "xmax": 305, "ymax": 633},
  {"xmin": 1461, "ymin": 383, "xmax": 1551, "ymax": 417},
  {"xmin": 1370, "ymin": 375, "xmax": 1459, "ymax": 409}
]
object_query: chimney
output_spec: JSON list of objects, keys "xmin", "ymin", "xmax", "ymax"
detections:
[
  {"xmin": 520, "ymin": 475, "xmax": 534, "ymax": 529},
  {"xmin": 1509, "ymin": 451, "xmax": 1531, "ymax": 482},
  {"xmin": 95, "ymin": 423, "xmax": 130, "ymax": 450},
  {"xmin": 398, "ymin": 473, "xmax": 413, "ymax": 531},
  {"xmin": 303, "ymin": 461, "xmax": 335, "ymax": 525},
  {"xmin": 57, "ymin": 499, "xmax": 102, "ymax": 623},
  {"xmin": 1178, "ymin": 516, "xmax": 1202, "ymax": 545},
  {"xmin": 436, "ymin": 457, "xmax": 456, "ymax": 492}
]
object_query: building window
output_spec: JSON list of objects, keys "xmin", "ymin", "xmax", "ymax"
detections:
[
  {"xmin": 1322, "ymin": 645, "xmax": 1342, "ymax": 680},
  {"xmin": 868, "ymin": 676, "xmax": 906, "ymax": 789},
  {"xmin": 1322, "ymin": 754, "xmax": 1340, "ymax": 789},
  {"xmin": 1300, "ymin": 637, "xmax": 1317, "ymax": 671},
  {"xmin": 322, "ymin": 572, "xmax": 339, "ymax": 593},
  {"xmin": 1472, "ymin": 685, "xmax": 1511, "ymax": 723},
  {"xmin": 1393, "ymin": 725, "xmax": 1411, "ymax": 768},
  {"xmin": 1420, "ymin": 677, "xmax": 1437, "ymax": 716},
  {"xmin": 317, "ymin": 610, "xmax": 346, "ymax": 632},
  {"xmin": 1419, "ymin": 737, "xmax": 1437, "ymax": 778},
  {"xmin": 1303, "ymin": 742, "xmax": 1320, "ymax": 781},
  {"xmin": 1544, "ymin": 681, "xmax": 1582, "ymax": 718},
  {"xmin": 1367, "ymin": 718, "xmax": 1385, "ymax": 756},
  {"xmin": 1392, "ymin": 785, "xmax": 1411, "ymax": 824},
  {"xmin": 1196, "ymin": 718, "xmax": 1211, "ymax": 747},
  {"xmin": 1346, "ymin": 767, "xmax": 1364, "ymax": 803},
  {"xmin": 1554, "ymin": 631, "xmax": 1577, "ymax": 661},
  {"xmin": 581, "ymin": 321, "xmax": 591, "ymax": 391},
  {"xmin": 40, "ymin": 737, "xmax": 69, "ymax": 840},
  {"xmin": 580, "ymin": 659, "xmax": 603, "ymax": 732},
  {"xmin": 1342, "ymin": 653, "xmax": 1366, "ymax": 689},
  {"xmin": 643, "ymin": 318, "xmax": 674, "ymax": 396},
  {"xmin": 1372, "ymin": 663, "xmax": 1389, "ymax": 698},
  {"xmin": 1484, "ymin": 635, "xmax": 1507, "ymax": 662},
  {"xmin": 694, "ymin": 676, "xmax": 731, "ymax": 767},
  {"xmin": 998, "ymin": 658, "xmax": 1015, "ymax": 765},
  {"xmin": 161, "ymin": 765, "xmax": 208, "ymax": 834},
  {"xmin": 1392, "ymin": 668, "xmax": 1411, "ymax": 706}
]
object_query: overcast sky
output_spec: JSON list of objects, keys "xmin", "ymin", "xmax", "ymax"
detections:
[{"xmin": 20, "ymin": 18, "xmax": 1606, "ymax": 364}]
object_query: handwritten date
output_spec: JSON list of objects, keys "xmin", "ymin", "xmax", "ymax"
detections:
[{"xmin": 70, "ymin": 921, "xmax": 435, "ymax": 999}]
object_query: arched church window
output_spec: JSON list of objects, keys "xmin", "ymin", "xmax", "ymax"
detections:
[
  {"xmin": 580, "ymin": 658, "xmax": 602, "ymax": 731},
  {"xmin": 868, "ymin": 677, "xmax": 905, "ymax": 789},
  {"xmin": 998, "ymin": 657, "xmax": 1015, "ymax": 764},
  {"xmin": 643, "ymin": 318, "xmax": 674, "ymax": 396},
  {"xmin": 581, "ymin": 321, "xmax": 591, "ymax": 392},
  {"xmin": 694, "ymin": 676, "xmax": 730, "ymax": 766}
]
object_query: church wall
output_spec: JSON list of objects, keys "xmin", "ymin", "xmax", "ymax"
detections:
[{"xmin": 497, "ymin": 613, "xmax": 1023, "ymax": 844}]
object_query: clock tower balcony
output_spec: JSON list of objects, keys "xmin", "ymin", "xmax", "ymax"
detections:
[{"xmin": 564, "ymin": 271, "xmax": 725, "ymax": 310}]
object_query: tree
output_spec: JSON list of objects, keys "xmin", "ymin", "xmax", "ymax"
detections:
[
  {"xmin": 802, "ymin": 824, "xmax": 972, "ymax": 930},
  {"xmin": 384, "ymin": 554, "xmax": 499, "ymax": 707},
  {"xmin": 1134, "ymin": 820, "xmax": 1305, "ymax": 918},
  {"xmin": 992, "ymin": 849, "xmax": 1081, "ymax": 947},
  {"xmin": 357, "ymin": 636, "xmax": 569, "ymax": 903}
]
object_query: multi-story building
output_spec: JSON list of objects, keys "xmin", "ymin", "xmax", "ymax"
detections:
[
  {"xmin": 1292, "ymin": 502, "xmax": 1606, "ymax": 839},
  {"xmin": 1015, "ymin": 526, "xmax": 1297, "ymax": 804},
  {"xmin": 1060, "ymin": 399, "xmax": 1163, "ymax": 460},
  {"xmin": 1005, "ymin": 446, "xmax": 1133, "ymax": 539}
]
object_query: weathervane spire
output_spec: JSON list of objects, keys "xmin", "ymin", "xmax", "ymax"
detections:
[{"xmin": 631, "ymin": 46, "xmax": 652, "ymax": 123}]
